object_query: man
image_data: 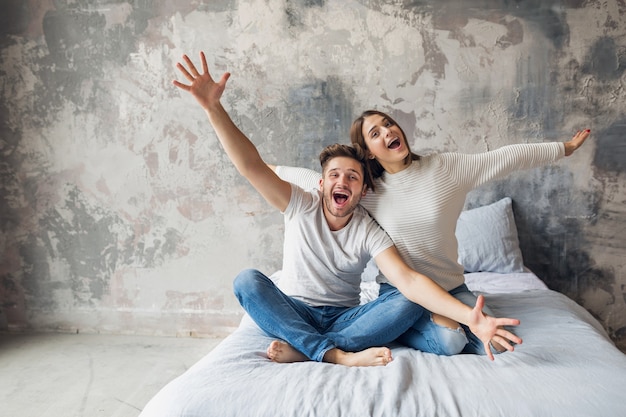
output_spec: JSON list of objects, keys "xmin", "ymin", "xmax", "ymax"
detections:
[{"xmin": 173, "ymin": 51, "xmax": 522, "ymax": 366}]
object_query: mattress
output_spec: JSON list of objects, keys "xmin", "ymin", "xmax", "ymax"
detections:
[{"xmin": 139, "ymin": 271, "xmax": 626, "ymax": 417}]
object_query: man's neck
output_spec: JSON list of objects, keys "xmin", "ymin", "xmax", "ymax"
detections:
[{"xmin": 322, "ymin": 206, "xmax": 354, "ymax": 231}]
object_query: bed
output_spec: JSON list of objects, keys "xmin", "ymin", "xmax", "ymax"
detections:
[{"xmin": 139, "ymin": 198, "xmax": 626, "ymax": 417}]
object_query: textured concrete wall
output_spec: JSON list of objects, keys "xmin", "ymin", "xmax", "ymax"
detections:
[{"xmin": 0, "ymin": 1, "xmax": 624, "ymax": 348}]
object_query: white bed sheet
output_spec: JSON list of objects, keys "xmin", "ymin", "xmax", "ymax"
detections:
[{"xmin": 140, "ymin": 286, "xmax": 626, "ymax": 417}]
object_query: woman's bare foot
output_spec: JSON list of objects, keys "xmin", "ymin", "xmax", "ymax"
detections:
[
  {"xmin": 267, "ymin": 340, "xmax": 308, "ymax": 363},
  {"xmin": 323, "ymin": 347, "xmax": 392, "ymax": 367}
]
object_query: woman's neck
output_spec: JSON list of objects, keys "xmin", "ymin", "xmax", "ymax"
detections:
[{"xmin": 380, "ymin": 159, "xmax": 411, "ymax": 175}]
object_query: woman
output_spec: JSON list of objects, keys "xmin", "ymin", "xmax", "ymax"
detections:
[{"xmin": 274, "ymin": 109, "xmax": 590, "ymax": 355}]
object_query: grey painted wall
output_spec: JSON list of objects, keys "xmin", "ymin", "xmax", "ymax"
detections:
[{"xmin": 1, "ymin": 1, "xmax": 624, "ymax": 350}]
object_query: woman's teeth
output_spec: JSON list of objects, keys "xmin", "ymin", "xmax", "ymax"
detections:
[{"xmin": 388, "ymin": 138, "xmax": 400, "ymax": 149}]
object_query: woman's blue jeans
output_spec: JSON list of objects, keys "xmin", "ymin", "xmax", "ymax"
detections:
[
  {"xmin": 233, "ymin": 269, "xmax": 425, "ymax": 362},
  {"xmin": 397, "ymin": 283, "xmax": 497, "ymax": 356}
]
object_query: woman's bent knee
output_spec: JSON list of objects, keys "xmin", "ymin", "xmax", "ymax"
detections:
[{"xmin": 437, "ymin": 326, "xmax": 468, "ymax": 356}]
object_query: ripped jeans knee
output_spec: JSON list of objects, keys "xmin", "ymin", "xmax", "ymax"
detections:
[{"xmin": 397, "ymin": 313, "xmax": 468, "ymax": 356}]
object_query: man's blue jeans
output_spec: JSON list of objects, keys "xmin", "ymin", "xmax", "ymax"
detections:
[{"xmin": 233, "ymin": 269, "xmax": 425, "ymax": 362}]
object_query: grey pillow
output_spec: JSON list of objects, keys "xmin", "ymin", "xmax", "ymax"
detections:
[{"xmin": 455, "ymin": 197, "xmax": 525, "ymax": 273}]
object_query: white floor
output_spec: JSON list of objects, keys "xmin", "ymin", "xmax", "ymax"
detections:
[{"xmin": 0, "ymin": 332, "xmax": 223, "ymax": 417}]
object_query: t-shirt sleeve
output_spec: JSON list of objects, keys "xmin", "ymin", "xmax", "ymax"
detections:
[
  {"xmin": 276, "ymin": 166, "xmax": 322, "ymax": 190},
  {"xmin": 363, "ymin": 214, "xmax": 395, "ymax": 259},
  {"xmin": 282, "ymin": 183, "xmax": 313, "ymax": 217}
]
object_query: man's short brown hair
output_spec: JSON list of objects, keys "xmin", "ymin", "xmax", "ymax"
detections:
[{"xmin": 319, "ymin": 143, "xmax": 374, "ymax": 191}]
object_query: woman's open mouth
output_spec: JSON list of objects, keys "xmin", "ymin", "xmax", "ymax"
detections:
[{"xmin": 387, "ymin": 138, "xmax": 401, "ymax": 149}]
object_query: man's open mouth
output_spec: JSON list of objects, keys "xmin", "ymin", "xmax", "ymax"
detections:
[{"xmin": 333, "ymin": 190, "xmax": 349, "ymax": 205}]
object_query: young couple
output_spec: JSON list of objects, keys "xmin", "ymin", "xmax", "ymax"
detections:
[{"xmin": 173, "ymin": 51, "xmax": 590, "ymax": 367}]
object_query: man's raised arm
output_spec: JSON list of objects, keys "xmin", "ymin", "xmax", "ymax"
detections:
[{"xmin": 173, "ymin": 51, "xmax": 291, "ymax": 212}]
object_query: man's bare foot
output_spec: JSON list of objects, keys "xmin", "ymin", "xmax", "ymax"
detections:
[
  {"xmin": 267, "ymin": 340, "xmax": 308, "ymax": 363},
  {"xmin": 323, "ymin": 347, "xmax": 392, "ymax": 367}
]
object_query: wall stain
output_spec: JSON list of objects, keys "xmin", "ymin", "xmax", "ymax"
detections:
[
  {"xmin": 17, "ymin": 234, "xmax": 56, "ymax": 310},
  {"xmin": 582, "ymin": 36, "xmax": 626, "ymax": 81},
  {"xmin": 282, "ymin": 77, "xmax": 354, "ymax": 169},
  {"xmin": 593, "ymin": 120, "xmax": 626, "ymax": 174},
  {"xmin": 0, "ymin": 160, "xmax": 22, "ymax": 233},
  {"xmin": 22, "ymin": 0, "xmax": 161, "ymax": 130},
  {"xmin": 363, "ymin": 0, "xmax": 580, "ymax": 49},
  {"xmin": 509, "ymin": 52, "xmax": 562, "ymax": 132},
  {"xmin": 39, "ymin": 187, "xmax": 119, "ymax": 304},
  {"xmin": 32, "ymin": 185, "xmax": 185, "ymax": 306},
  {"xmin": 285, "ymin": 0, "xmax": 325, "ymax": 29},
  {"xmin": 0, "ymin": 0, "xmax": 31, "ymax": 38}
]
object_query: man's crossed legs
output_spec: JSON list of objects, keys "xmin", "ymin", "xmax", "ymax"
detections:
[{"xmin": 233, "ymin": 269, "xmax": 425, "ymax": 367}]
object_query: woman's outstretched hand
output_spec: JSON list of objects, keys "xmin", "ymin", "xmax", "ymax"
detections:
[{"xmin": 564, "ymin": 129, "xmax": 591, "ymax": 156}]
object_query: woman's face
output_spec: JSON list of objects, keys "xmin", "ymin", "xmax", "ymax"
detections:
[{"xmin": 361, "ymin": 114, "xmax": 409, "ymax": 171}]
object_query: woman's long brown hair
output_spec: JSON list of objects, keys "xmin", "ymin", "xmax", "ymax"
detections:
[{"xmin": 349, "ymin": 110, "xmax": 420, "ymax": 191}]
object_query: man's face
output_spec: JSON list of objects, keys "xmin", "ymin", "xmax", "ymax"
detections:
[{"xmin": 319, "ymin": 156, "xmax": 367, "ymax": 223}]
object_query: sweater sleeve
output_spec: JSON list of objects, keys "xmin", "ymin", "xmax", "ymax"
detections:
[
  {"xmin": 440, "ymin": 142, "xmax": 565, "ymax": 190},
  {"xmin": 275, "ymin": 166, "xmax": 322, "ymax": 191}
]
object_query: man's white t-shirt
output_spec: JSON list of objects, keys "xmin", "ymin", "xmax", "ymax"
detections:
[{"xmin": 275, "ymin": 184, "xmax": 393, "ymax": 308}]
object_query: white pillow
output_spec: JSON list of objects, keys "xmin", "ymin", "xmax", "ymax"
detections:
[{"xmin": 455, "ymin": 197, "xmax": 525, "ymax": 273}]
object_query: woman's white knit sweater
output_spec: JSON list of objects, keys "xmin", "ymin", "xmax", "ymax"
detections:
[{"xmin": 277, "ymin": 142, "xmax": 564, "ymax": 291}]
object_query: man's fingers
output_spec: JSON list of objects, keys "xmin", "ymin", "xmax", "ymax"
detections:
[
  {"xmin": 176, "ymin": 62, "xmax": 195, "ymax": 82},
  {"xmin": 219, "ymin": 72, "xmax": 231, "ymax": 87},
  {"xmin": 494, "ymin": 317, "xmax": 520, "ymax": 327},
  {"xmin": 484, "ymin": 343, "xmax": 495, "ymax": 361},
  {"xmin": 172, "ymin": 80, "xmax": 190, "ymax": 91},
  {"xmin": 493, "ymin": 337, "xmax": 515, "ymax": 352},
  {"xmin": 200, "ymin": 51, "xmax": 209, "ymax": 74},
  {"xmin": 183, "ymin": 54, "xmax": 201, "ymax": 77},
  {"xmin": 475, "ymin": 294, "xmax": 485, "ymax": 311},
  {"xmin": 496, "ymin": 333, "xmax": 519, "ymax": 350},
  {"xmin": 496, "ymin": 329, "xmax": 522, "ymax": 345}
]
